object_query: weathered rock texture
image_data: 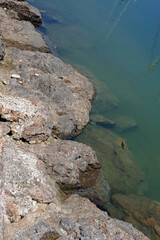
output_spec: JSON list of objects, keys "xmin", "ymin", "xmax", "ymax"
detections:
[
  {"xmin": 0, "ymin": 0, "xmax": 42, "ymax": 27},
  {"xmin": 0, "ymin": 1, "xmax": 151, "ymax": 240},
  {"xmin": 0, "ymin": 47, "xmax": 94, "ymax": 142},
  {"xmin": 0, "ymin": 8, "xmax": 49, "ymax": 52},
  {"xmin": 4, "ymin": 193, "xmax": 150, "ymax": 240}
]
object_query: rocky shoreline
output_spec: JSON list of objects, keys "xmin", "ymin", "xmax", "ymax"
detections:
[{"xmin": 0, "ymin": 0, "xmax": 151, "ymax": 239}]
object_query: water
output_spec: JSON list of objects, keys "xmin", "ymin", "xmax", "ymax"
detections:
[{"xmin": 29, "ymin": 0, "xmax": 160, "ymax": 237}]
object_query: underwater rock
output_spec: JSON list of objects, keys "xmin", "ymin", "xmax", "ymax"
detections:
[
  {"xmin": 76, "ymin": 124, "xmax": 143, "ymax": 195},
  {"xmin": 90, "ymin": 114, "xmax": 116, "ymax": 128},
  {"xmin": 115, "ymin": 116, "xmax": 138, "ymax": 132},
  {"xmin": 111, "ymin": 193, "xmax": 160, "ymax": 240}
]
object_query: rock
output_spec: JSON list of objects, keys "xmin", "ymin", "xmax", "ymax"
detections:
[
  {"xmin": 0, "ymin": 135, "xmax": 65, "ymax": 225},
  {"xmin": 0, "ymin": 128, "xmax": 109, "ymax": 210},
  {"xmin": 115, "ymin": 116, "xmax": 138, "ymax": 132},
  {"xmin": 11, "ymin": 74, "xmax": 20, "ymax": 79},
  {"xmin": 3, "ymin": 193, "xmax": 149, "ymax": 240},
  {"xmin": 0, "ymin": 8, "xmax": 50, "ymax": 52},
  {"xmin": 0, "ymin": 0, "xmax": 42, "ymax": 27},
  {"xmin": 20, "ymin": 139, "xmax": 100, "ymax": 189},
  {"xmin": 20, "ymin": 139, "xmax": 110, "ymax": 207},
  {"xmin": 111, "ymin": 193, "xmax": 160, "ymax": 240},
  {"xmin": 91, "ymin": 114, "xmax": 115, "ymax": 128},
  {"xmin": 0, "ymin": 47, "xmax": 94, "ymax": 142},
  {"xmin": 0, "ymin": 37, "xmax": 5, "ymax": 60},
  {"xmin": 0, "ymin": 133, "xmax": 110, "ymax": 238}
]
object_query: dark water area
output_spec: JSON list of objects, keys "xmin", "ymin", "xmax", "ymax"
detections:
[{"xmin": 28, "ymin": 0, "xmax": 160, "ymax": 238}]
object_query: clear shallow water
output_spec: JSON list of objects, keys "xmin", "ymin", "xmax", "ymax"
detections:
[{"xmin": 31, "ymin": 0, "xmax": 160, "ymax": 206}]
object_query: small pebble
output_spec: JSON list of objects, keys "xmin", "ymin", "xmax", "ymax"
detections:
[
  {"xmin": 18, "ymin": 79, "xmax": 23, "ymax": 84},
  {"xmin": 11, "ymin": 74, "xmax": 20, "ymax": 79},
  {"xmin": 35, "ymin": 73, "xmax": 39, "ymax": 76},
  {"xmin": 2, "ymin": 80, "xmax": 8, "ymax": 85}
]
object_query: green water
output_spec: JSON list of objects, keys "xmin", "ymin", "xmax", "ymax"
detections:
[{"xmin": 29, "ymin": 0, "xmax": 160, "ymax": 236}]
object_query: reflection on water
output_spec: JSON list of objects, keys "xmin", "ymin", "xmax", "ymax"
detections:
[
  {"xmin": 147, "ymin": 24, "xmax": 160, "ymax": 73},
  {"xmin": 31, "ymin": 0, "xmax": 160, "ymax": 238},
  {"xmin": 105, "ymin": 0, "xmax": 135, "ymax": 39}
]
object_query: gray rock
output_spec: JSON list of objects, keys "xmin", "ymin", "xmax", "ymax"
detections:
[
  {"xmin": 0, "ymin": 9, "xmax": 49, "ymax": 52},
  {"xmin": 0, "ymin": 47, "xmax": 94, "ymax": 142},
  {"xmin": 21, "ymin": 139, "xmax": 101, "ymax": 192},
  {"xmin": 9, "ymin": 195, "xmax": 148, "ymax": 240}
]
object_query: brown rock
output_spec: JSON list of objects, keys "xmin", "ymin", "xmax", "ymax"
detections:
[{"xmin": 0, "ymin": 0, "xmax": 42, "ymax": 27}]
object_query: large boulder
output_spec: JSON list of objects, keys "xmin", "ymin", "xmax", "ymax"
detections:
[
  {"xmin": 21, "ymin": 139, "xmax": 110, "ymax": 207},
  {"xmin": 0, "ymin": 47, "xmax": 95, "ymax": 142}
]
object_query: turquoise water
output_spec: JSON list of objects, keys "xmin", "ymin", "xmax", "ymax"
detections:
[
  {"xmin": 30, "ymin": 0, "xmax": 160, "ymax": 210},
  {"xmin": 31, "ymin": 0, "xmax": 160, "ymax": 200}
]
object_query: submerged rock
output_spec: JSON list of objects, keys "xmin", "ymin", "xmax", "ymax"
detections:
[
  {"xmin": 115, "ymin": 116, "xmax": 138, "ymax": 132},
  {"xmin": 91, "ymin": 114, "xmax": 116, "ymax": 128},
  {"xmin": 110, "ymin": 193, "xmax": 160, "ymax": 240},
  {"xmin": 76, "ymin": 124, "xmax": 143, "ymax": 195}
]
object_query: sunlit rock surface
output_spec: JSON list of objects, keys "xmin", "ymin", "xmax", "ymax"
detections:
[
  {"xmin": 0, "ymin": 0, "xmax": 42, "ymax": 27},
  {"xmin": 0, "ymin": 47, "xmax": 94, "ymax": 142},
  {"xmin": 0, "ymin": 8, "xmax": 49, "ymax": 52}
]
